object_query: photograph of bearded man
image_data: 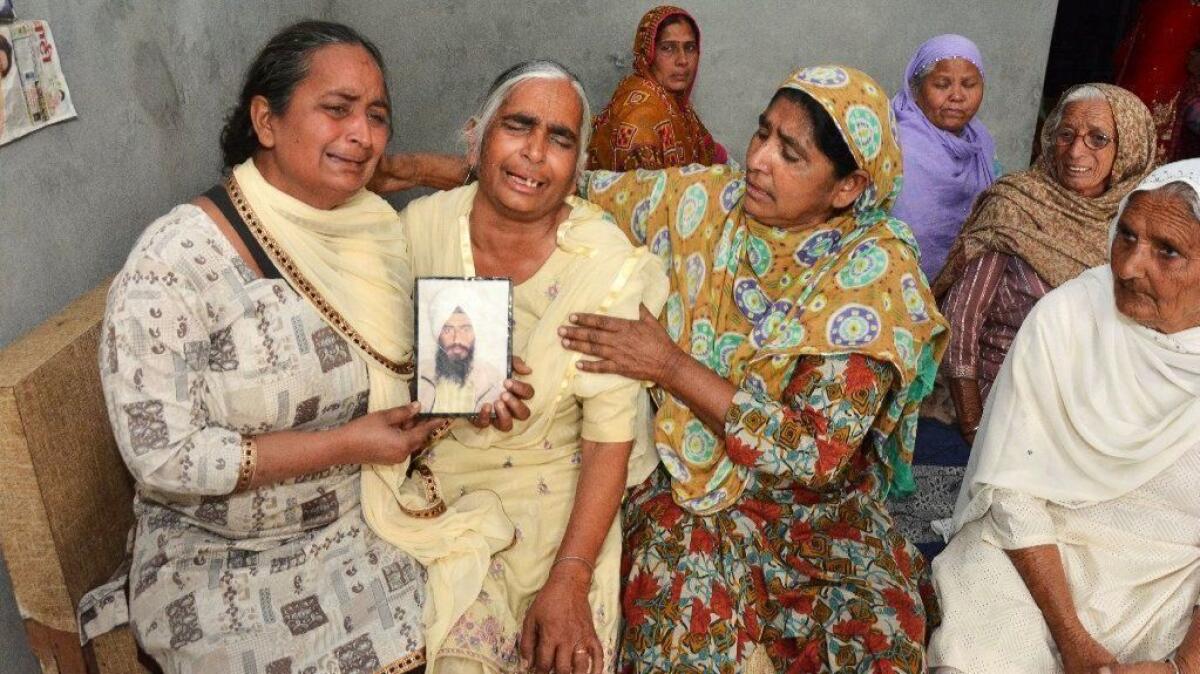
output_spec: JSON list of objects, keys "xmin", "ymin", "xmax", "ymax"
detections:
[{"xmin": 417, "ymin": 280, "xmax": 508, "ymax": 415}]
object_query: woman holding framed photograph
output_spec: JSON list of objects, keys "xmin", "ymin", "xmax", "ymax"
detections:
[
  {"xmin": 362, "ymin": 60, "xmax": 668, "ymax": 674},
  {"xmin": 87, "ymin": 21, "xmax": 448, "ymax": 674}
]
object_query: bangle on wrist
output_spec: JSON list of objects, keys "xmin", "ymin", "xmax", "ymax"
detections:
[
  {"xmin": 1167, "ymin": 657, "xmax": 1181, "ymax": 674},
  {"xmin": 234, "ymin": 436, "xmax": 259, "ymax": 492},
  {"xmin": 552, "ymin": 555, "xmax": 595, "ymax": 575}
]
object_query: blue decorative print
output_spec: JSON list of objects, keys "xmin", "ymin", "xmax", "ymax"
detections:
[
  {"xmin": 826, "ymin": 303, "xmax": 882, "ymax": 347},
  {"xmin": 794, "ymin": 229, "xmax": 842, "ymax": 266}
]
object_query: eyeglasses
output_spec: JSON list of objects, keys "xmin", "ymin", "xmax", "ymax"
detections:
[{"xmin": 1052, "ymin": 127, "xmax": 1113, "ymax": 151}]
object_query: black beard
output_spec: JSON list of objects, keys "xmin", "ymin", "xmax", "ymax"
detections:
[{"xmin": 435, "ymin": 344, "xmax": 474, "ymax": 385}]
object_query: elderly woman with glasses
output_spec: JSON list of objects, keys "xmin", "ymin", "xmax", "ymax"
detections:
[
  {"xmin": 929, "ymin": 158, "xmax": 1200, "ymax": 674},
  {"xmin": 932, "ymin": 84, "xmax": 1155, "ymax": 445}
]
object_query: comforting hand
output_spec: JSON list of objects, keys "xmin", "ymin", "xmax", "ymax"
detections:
[
  {"xmin": 337, "ymin": 402, "xmax": 448, "ymax": 464},
  {"xmin": 519, "ymin": 563, "xmax": 602, "ymax": 674},
  {"xmin": 558, "ymin": 304, "xmax": 681, "ymax": 385},
  {"xmin": 366, "ymin": 153, "xmax": 420, "ymax": 194},
  {"xmin": 470, "ymin": 357, "xmax": 535, "ymax": 432}
]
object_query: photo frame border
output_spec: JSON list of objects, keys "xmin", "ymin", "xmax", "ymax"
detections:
[{"xmin": 413, "ymin": 275, "xmax": 514, "ymax": 418}]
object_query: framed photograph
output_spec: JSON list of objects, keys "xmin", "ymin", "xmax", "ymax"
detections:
[{"xmin": 415, "ymin": 277, "xmax": 513, "ymax": 417}]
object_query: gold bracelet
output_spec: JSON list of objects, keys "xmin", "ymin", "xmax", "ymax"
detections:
[
  {"xmin": 234, "ymin": 436, "xmax": 258, "ymax": 492},
  {"xmin": 426, "ymin": 420, "xmax": 454, "ymax": 447},
  {"xmin": 552, "ymin": 555, "xmax": 596, "ymax": 574}
]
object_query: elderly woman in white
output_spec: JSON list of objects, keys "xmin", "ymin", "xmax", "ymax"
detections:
[{"xmin": 928, "ymin": 159, "xmax": 1200, "ymax": 674}]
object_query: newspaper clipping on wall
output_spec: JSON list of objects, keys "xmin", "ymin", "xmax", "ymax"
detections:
[{"xmin": 1, "ymin": 20, "xmax": 76, "ymax": 146}]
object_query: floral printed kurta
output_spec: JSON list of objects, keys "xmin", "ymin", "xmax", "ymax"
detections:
[
  {"xmin": 88, "ymin": 205, "xmax": 427, "ymax": 674},
  {"xmin": 619, "ymin": 353, "xmax": 934, "ymax": 673}
]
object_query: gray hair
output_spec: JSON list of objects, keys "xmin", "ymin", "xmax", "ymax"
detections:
[
  {"xmin": 1045, "ymin": 85, "xmax": 1108, "ymax": 138},
  {"xmin": 463, "ymin": 59, "xmax": 592, "ymax": 178},
  {"xmin": 1134, "ymin": 181, "xmax": 1200, "ymax": 224},
  {"xmin": 910, "ymin": 63, "xmax": 935, "ymax": 89}
]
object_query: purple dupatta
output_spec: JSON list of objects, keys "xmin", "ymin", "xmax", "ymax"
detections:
[{"xmin": 891, "ymin": 34, "xmax": 997, "ymax": 280}]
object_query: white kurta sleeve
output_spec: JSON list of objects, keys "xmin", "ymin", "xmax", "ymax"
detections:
[
  {"xmin": 979, "ymin": 487, "xmax": 1058, "ymax": 550},
  {"xmin": 101, "ymin": 247, "xmax": 243, "ymax": 496}
]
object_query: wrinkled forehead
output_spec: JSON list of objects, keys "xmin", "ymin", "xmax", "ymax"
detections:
[
  {"xmin": 1059, "ymin": 99, "xmax": 1115, "ymax": 132},
  {"xmin": 494, "ymin": 78, "xmax": 583, "ymax": 130},
  {"xmin": 922, "ymin": 57, "xmax": 982, "ymax": 79}
]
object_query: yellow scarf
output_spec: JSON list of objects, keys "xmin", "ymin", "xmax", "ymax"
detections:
[
  {"xmin": 227, "ymin": 159, "xmax": 414, "ymax": 409},
  {"xmin": 360, "ymin": 184, "xmax": 668, "ymax": 668}
]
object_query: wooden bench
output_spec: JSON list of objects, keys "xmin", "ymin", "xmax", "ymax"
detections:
[{"xmin": 0, "ymin": 281, "xmax": 151, "ymax": 673}]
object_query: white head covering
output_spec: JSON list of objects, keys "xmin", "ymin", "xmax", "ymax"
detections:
[
  {"xmin": 428, "ymin": 288, "xmax": 479, "ymax": 341},
  {"xmin": 947, "ymin": 159, "xmax": 1200, "ymax": 533}
]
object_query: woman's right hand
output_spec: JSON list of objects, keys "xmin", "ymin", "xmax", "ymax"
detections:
[
  {"xmin": 1059, "ymin": 628, "xmax": 1116, "ymax": 674},
  {"xmin": 335, "ymin": 402, "xmax": 448, "ymax": 465},
  {"xmin": 368, "ymin": 154, "xmax": 420, "ymax": 194},
  {"xmin": 368, "ymin": 153, "xmax": 469, "ymax": 194},
  {"xmin": 948, "ymin": 376, "xmax": 984, "ymax": 445}
]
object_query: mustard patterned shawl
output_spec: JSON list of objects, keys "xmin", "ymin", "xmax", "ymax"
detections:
[{"xmin": 590, "ymin": 66, "xmax": 949, "ymax": 515}]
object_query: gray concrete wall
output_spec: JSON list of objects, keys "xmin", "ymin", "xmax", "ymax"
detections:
[
  {"xmin": 0, "ymin": 3, "xmax": 332, "ymax": 671},
  {"xmin": 339, "ymin": 0, "xmax": 1058, "ymax": 178},
  {"xmin": 0, "ymin": 1, "xmax": 1058, "ymax": 672}
]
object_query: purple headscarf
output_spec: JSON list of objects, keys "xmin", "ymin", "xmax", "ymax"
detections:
[{"xmin": 891, "ymin": 34, "xmax": 997, "ymax": 280}]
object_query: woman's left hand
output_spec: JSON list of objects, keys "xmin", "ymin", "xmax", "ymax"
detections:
[
  {"xmin": 558, "ymin": 304, "xmax": 681, "ymax": 385},
  {"xmin": 519, "ymin": 564, "xmax": 602, "ymax": 674},
  {"xmin": 470, "ymin": 357, "xmax": 535, "ymax": 432}
]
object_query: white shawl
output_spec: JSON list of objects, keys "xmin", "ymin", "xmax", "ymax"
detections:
[{"xmin": 948, "ymin": 160, "xmax": 1200, "ymax": 532}]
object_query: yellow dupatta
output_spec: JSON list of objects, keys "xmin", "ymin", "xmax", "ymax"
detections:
[
  {"xmin": 227, "ymin": 159, "xmax": 414, "ymax": 409},
  {"xmin": 360, "ymin": 184, "xmax": 668, "ymax": 668}
]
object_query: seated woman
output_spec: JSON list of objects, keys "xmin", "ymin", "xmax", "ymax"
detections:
[
  {"xmin": 928, "ymin": 159, "xmax": 1200, "ymax": 673},
  {"xmin": 934, "ymin": 83, "xmax": 1155, "ymax": 444},
  {"xmin": 587, "ymin": 5, "xmax": 725, "ymax": 170},
  {"xmin": 360, "ymin": 61, "xmax": 668, "ymax": 674},
  {"xmin": 81, "ymin": 22, "xmax": 453, "ymax": 673},
  {"xmin": 563, "ymin": 66, "xmax": 948, "ymax": 673},
  {"xmin": 891, "ymin": 34, "xmax": 996, "ymax": 281}
]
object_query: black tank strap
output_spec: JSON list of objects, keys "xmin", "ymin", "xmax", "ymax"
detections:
[{"xmin": 203, "ymin": 183, "xmax": 282, "ymax": 280}]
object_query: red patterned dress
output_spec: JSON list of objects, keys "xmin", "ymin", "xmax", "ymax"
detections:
[
  {"xmin": 587, "ymin": 5, "xmax": 722, "ymax": 171},
  {"xmin": 620, "ymin": 353, "xmax": 936, "ymax": 673}
]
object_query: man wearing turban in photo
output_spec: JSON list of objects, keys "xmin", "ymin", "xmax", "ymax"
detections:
[{"xmin": 418, "ymin": 289, "xmax": 503, "ymax": 414}]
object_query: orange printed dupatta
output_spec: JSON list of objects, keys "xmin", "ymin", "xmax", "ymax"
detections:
[{"xmin": 588, "ymin": 5, "xmax": 720, "ymax": 171}]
